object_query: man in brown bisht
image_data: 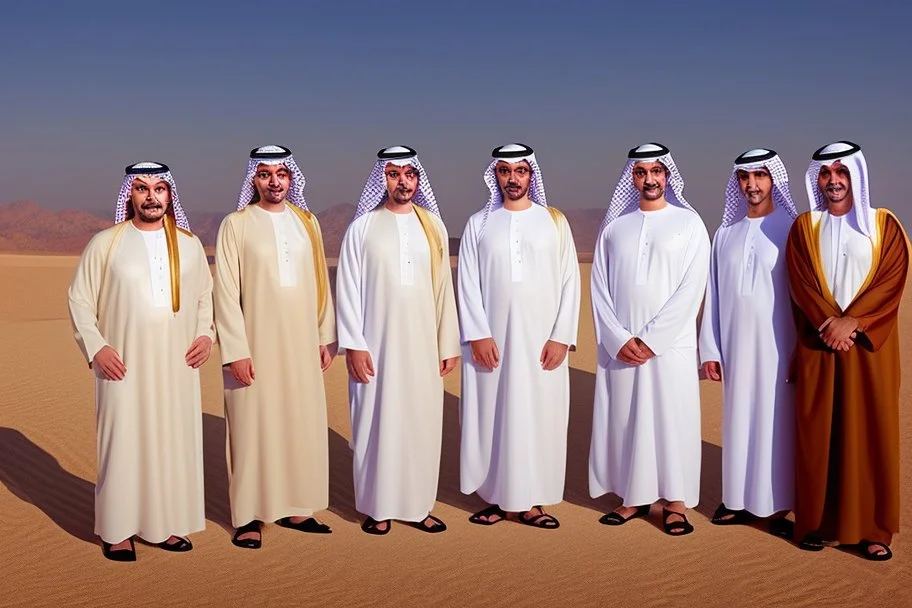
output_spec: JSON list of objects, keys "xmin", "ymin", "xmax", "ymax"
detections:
[{"xmin": 786, "ymin": 140, "xmax": 908, "ymax": 561}]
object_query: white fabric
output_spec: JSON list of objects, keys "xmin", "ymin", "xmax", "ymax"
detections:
[
  {"xmin": 589, "ymin": 205, "xmax": 710, "ymax": 507},
  {"xmin": 336, "ymin": 208, "xmax": 460, "ymax": 521},
  {"xmin": 478, "ymin": 154, "xmax": 549, "ymax": 239},
  {"xmin": 599, "ymin": 150, "xmax": 694, "ymax": 233},
  {"xmin": 68, "ymin": 223, "xmax": 214, "ymax": 543},
  {"xmin": 458, "ymin": 204, "xmax": 580, "ymax": 511},
  {"xmin": 353, "ymin": 157, "xmax": 440, "ymax": 221},
  {"xmin": 236, "ymin": 152, "xmax": 308, "ymax": 211},
  {"xmin": 818, "ymin": 208, "xmax": 877, "ymax": 310},
  {"xmin": 699, "ymin": 208, "xmax": 795, "ymax": 515},
  {"xmin": 255, "ymin": 205, "xmax": 307, "ymax": 288},
  {"xmin": 115, "ymin": 168, "xmax": 190, "ymax": 231},
  {"xmin": 139, "ymin": 228, "xmax": 170, "ymax": 308},
  {"xmin": 805, "ymin": 148, "xmax": 873, "ymax": 236},
  {"xmin": 722, "ymin": 153, "xmax": 799, "ymax": 227},
  {"xmin": 395, "ymin": 214, "xmax": 416, "ymax": 285}
]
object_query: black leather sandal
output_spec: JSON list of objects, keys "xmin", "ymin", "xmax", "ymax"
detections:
[
  {"xmin": 276, "ymin": 517, "xmax": 332, "ymax": 534},
  {"xmin": 662, "ymin": 508, "xmax": 694, "ymax": 536},
  {"xmin": 232, "ymin": 521, "xmax": 263, "ymax": 549},
  {"xmin": 102, "ymin": 537, "xmax": 137, "ymax": 562},
  {"xmin": 157, "ymin": 536, "xmax": 193, "ymax": 552},
  {"xmin": 599, "ymin": 504, "xmax": 650, "ymax": 526},
  {"xmin": 361, "ymin": 517, "xmax": 391, "ymax": 535}
]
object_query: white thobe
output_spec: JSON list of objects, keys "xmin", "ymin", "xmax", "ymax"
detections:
[
  {"xmin": 457, "ymin": 204, "xmax": 580, "ymax": 511},
  {"xmin": 589, "ymin": 204, "xmax": 710, "ymax": 508},
  {"xmin": 336, "ymin": 207, "xmax": 460, "ymax": 522},
  {"xmin": 699, "ymin": 208, "xmax": 795, "ymax": 516},
  {"xmin": 68, "ymin": 222, "xmax": 215, "ymax": 543},
  {"xmin": 818, "ymin": 207, "xmax": 876, "ymax": 310}
]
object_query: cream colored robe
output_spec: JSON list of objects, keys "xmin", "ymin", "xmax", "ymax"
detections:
[
  {"xmin": 336, "ymin": 207, "xmax": 460, "ymax": 522},
  {"xmin": 68, "ymin": 221, "xmax": 215, "ymax": 544},
  {"xmin": 214, "ymin": 202, "xmax": 336, "ymax": 527}
]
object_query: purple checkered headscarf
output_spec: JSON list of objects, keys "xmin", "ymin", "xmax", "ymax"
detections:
[
  {"xmin": 352, "ymin": 146, "xmax": 440, "ymax": 221},
  {"xmin": 478, "ymin": 143, "xmax": 548, "ymax": 239},
  {"xmin": 599, "ymin": 143, "xmax": 694, "ymax": 234},
  {"xmin": 721, "ymin": 148, "xmax": 798, "ymax": 227},
  {"xmin": 114, "ymin": 162, "xmax": 190, "ymax": 230},
  {"xmin": 237, "ymin": 145, "xmax": 308, "ymax": 211}
]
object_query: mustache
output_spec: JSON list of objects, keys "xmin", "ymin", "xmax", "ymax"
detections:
[{"xmin": 141, "ymin": 203, "xmax": 163, "ymax": 209}]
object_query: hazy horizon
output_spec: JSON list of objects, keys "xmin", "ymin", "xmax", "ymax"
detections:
[{"xmin": 2, "ymin": 1, "xmax": 910, "ymax": 236}]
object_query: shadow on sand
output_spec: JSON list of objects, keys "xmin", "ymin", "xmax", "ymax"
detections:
[
  {"xmin": 562, "ymin": 367, "xmax": 723, "ymax": 522},
  {"xmin": 0, "ymin": 427, "xmax": 96, "ymax": 544}
]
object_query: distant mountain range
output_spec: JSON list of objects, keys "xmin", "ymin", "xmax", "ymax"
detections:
[{"xmin": 0, "ymin": 201, "xmax": 603, "ymax": 256}]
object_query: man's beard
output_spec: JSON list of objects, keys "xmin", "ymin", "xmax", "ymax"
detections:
[
  {"xmin": 503, "ymin": 182, "xmax": 529, "ymax": 201},
  {"xmin": 641, "ymin": 184, "xmax": 664, "ymax": 200},
  {"xmin": 136, "ymin": 203, "xmax": 166, "ymax": 222},
  {"xmin": 389, "ymin": 188, "xmax": 414, "ymax": 205},
  {"xmin": 823, "ymin": 184, "xmax": 849, "ymax": 204}
]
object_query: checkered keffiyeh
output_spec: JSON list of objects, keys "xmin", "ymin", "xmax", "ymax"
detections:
[
  {"xmin": 805, "ymin": 143, "xmax": 873, "ymax": 237},
  {"xmin": 114, "ymin": 163, "xmax": 190, "ymax": 230},
  {"xmin": 352, "ymin": 156, "xmax": 440, "ymax": 221},
  {"xmin": 722, "ymin": 151, "xmax": 798, "ymax": 226},
  {"xmin": 237, "ymin": 147, "xmax": 308, "ymax": 211},
  {"xmin": 599, "ymin": 149, "xmax": 694, "ymax": 233},
  {"xmin": 478, "ymin": 153, "xmax": 548, "ymax": 239}
]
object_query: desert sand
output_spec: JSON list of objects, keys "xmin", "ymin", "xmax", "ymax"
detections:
[{"xmin": 0, "ymin": 253, "xmax": 910, "ymax": 607}]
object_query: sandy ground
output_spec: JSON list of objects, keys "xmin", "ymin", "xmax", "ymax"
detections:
[{"xmin": 0, "ymin": 253, "xmax": 909, "ymax": 607}]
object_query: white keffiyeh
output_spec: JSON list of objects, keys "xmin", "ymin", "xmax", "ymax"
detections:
[
  {"xmin": 805, "ymin": 141, "xmax": 873, "ymax": 237},
  {"xmin": 237, "ymin": 145, "xmax": 308, "ymax": 211},
  {"xmin": 721, "ymin": 149, "xmax": 798, "ymax": 226},
  {"xmin": 114, "ymin": 162, "xmax": 190, "ymax": 231},
  {"xmin": 352, "ymin": 147, "xmax": 440, "ymax": 221},
  {"xmin": 599, "ymin": 143, "xmax": 694, "ymax": 233},
  {"xmin": 478, "ymin": 143, "xmax": 548, "ymax": 239}
]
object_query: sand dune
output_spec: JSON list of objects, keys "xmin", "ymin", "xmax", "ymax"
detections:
[{"xmin": 0, "ymin": 253, "xmax": 910, "ymax": 607}]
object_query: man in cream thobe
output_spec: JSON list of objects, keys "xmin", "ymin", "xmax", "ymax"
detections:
[
  {"xmin": 214, "ymin": 145, "xmax": 336, "ymax": 549},
  {"xmin": 68, "ymin": 162, "xmax": 214, "ymax": 561}
]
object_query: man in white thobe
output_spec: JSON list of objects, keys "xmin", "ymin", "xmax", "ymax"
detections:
[
  {"xmin": 68, "ymin": 162, "xmax": 214, "ymax": 561},
  {"xmin": 458, "ymin": 143, "xmax": 580, "ymax": 529},
  {"xmin": 336, "ymin": 146, "xmax": 460, "ymax": 535},
  {"xmin": 214, "ymin": 145, "xmax": 336, "ymax": 549},
  {"xmin": 589, "ymin": 143, "xmax": 710, "ymax": 536},
  {"xmin": 699, "ymin": 148, "xmax": 798, "ymax": 536}
]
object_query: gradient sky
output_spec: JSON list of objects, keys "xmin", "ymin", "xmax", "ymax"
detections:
[{"xmin": 1, "ymin": 0, "xmax": 910, "ymax": 234}]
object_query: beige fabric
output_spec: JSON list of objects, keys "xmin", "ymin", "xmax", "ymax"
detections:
[
  {"xmin": 214, "ymin": 202, "xmax": 336, "ymax": 526},
  {"xmin": 67, "ymin": 222, "xmax": 215, "ymax": 543}
]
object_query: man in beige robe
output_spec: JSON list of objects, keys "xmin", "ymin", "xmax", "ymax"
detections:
[
  {"xmin": 214, "ymin": 145, "xmax": 336, "ymax": 548},
  {"xmin": 68, "ymin": 162, "xmax": 215, "ymax": 561},
  {"xmin": 336, "ymin": 146, "xmax": 460, "ymax": 535}
]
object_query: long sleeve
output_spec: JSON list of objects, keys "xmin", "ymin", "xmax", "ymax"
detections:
[
  {"xmin": 698, "ymin": 231, "xmax": 723, "ymax": 364},
  {"xmin": 67, "ymin": 232, "xmax": 112, "ymax": 365},
  {"xmin": 637, "ymin": 217, "xmax": 711, "ymax": 356},
  {"xmin": 311, "ymin": 216, "xmax": 337, "ymax": 347},
  {"xmin": 590, "ymin": 227, "xmax": 634, "ymax": 359},
  {"xmin": 213, "ymin": 215, "xmax": 251, "ymax": 364},
  {"xmin": 456, "ymin": 218, "xmax": 494, "ymax": 343},
  {"xmin": 434, "ymin": 220, "xmax": 461, "ymax": 360},
  {"xmin": 845, "ymin": 213, "xmax": 909, "ymax": 351},
  {"xmin": 785, "ymin": 213, "xmax": 842, "ymax": 334},
  {"xmin": 548, "ymin": 212, "xmax": 581, "ymax": 347},
  {"xmin": 335, "ymin": 220, "xmax": 369, "ymax": 352},
  {"xmin": 193, "ymin": 237, "xmax": 216, "ymax": 342}
]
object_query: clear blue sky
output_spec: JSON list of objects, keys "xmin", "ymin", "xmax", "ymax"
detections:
[{"xmin": 1, "ymin": 0, "xmax": 909, "ymax": 233}]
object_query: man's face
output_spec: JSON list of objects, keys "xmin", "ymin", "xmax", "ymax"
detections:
[
  {"xmin": 631, "ymin": 161, "xmax": 667, "ymax": 201},
  {"xmin": 384, "ymin": 162, "xmax": 419, "ymax": 205},
  {"xmin": 253, "ymin": 163, "xmax": 291, "ymax": 204},
  {"xmin": 129, "ymin": 175, "xmax": 171, "ymax": 223},
  {"xmin": 495, "ymin": 160, "xmax": 532, "ymax": 201},
  {"xmin": 817, "ymin": 161, "xmax": 853, "ymax": 205},
  {"xmin": 736, "ymin": 167, "xmax": 773, "ymax": 207}
]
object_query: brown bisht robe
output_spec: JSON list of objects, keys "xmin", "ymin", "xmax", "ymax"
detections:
[{"xmin": 786, "ymin": 208, "xmax": 909, "ymax": 545}]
